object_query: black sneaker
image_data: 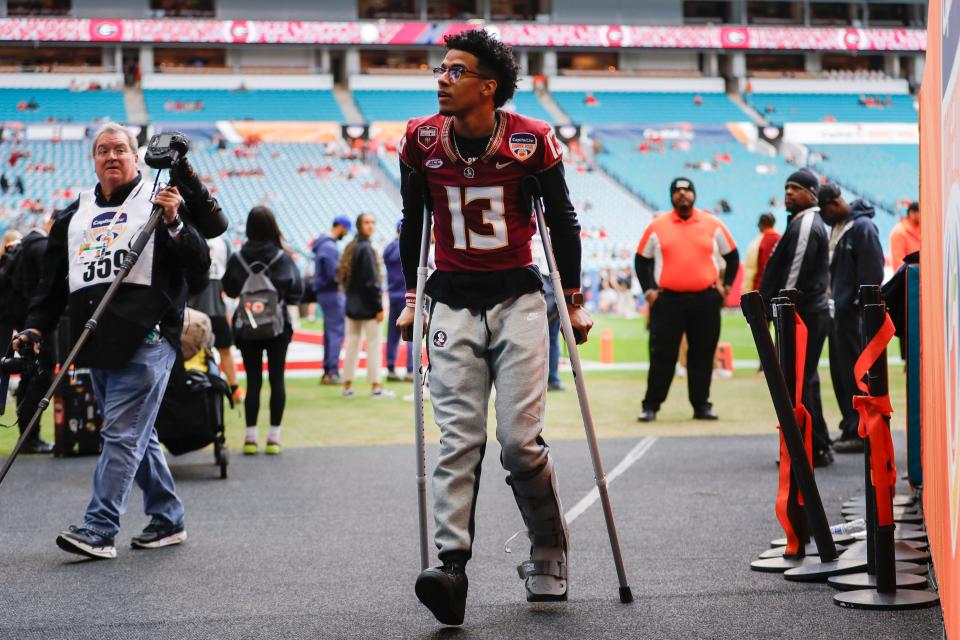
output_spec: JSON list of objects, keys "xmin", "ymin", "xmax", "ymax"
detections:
[
  {"xmin": 21, "ymin": 438, "xmax": 54, "ymax": 454},
  {"xmin": 637, "ymin": 409, "xmax": 656, "ymax": 422},
  {"xmin": 833, "ymin": 438, "xmax": 864, "ymax": 454},
  {"xmin": 130, "ymin": 522, "xmax": 187, "ymax": 549},
  {"xmin": 693, "ymin": 407, "xmax": 719, "ymax": 420},
  {"xmin": 415, "ymin": 562, "xmax": 468, "ymax": 626},
  {"xmin": 813, "ymin": 447, "xmax": 835, "ymax": 468},
  {"xmin": 56, "ymin": 525, "xmax": 116, "ymax": 559}
]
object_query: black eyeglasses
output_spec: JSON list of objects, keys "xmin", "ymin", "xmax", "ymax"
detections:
[{"xmin": 432, "ymin": 65, "xmax": 491, "ymax": 82}]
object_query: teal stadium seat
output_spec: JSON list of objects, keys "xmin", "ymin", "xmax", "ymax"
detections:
[
  {"xmin": 0, "ymin": 88, "xmax": 126, "ymax": 123},
  {"xmin": 353, "ymin": 89, "xmax": 552, "ymax": 123},
  {"xmin": 747, "ymin": 93, "xmax": 917, "ymax": 123},
  {"xmin": 143, "ymin": 90, "xmax": 344, "ymax": 122},
  {"xmin": 552, "ymin": 92, "xmax": 745, "ymax": 125}
]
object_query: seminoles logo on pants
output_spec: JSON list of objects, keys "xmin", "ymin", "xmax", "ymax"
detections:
[{"xmin": 432, "ymin": 330, "xmax": 448, "ymax": 348}]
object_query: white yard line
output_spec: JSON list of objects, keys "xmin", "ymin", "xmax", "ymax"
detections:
[{"xmin": 564, "ymin": 436, "xmax": 658, "ymax": 524}]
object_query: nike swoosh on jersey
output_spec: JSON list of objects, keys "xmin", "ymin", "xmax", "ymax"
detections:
[{"xmin": 496, "ymin": 161, "xmax": 514, "ymax": 170}]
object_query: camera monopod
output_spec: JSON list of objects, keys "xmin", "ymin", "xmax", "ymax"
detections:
[
  {"xmin": 523, "ymin": 175, "xmax": 633, "ymax": 604},
  {"xmin": 0, "ymin": 132, "xmax": 189, "ymax": 488}
]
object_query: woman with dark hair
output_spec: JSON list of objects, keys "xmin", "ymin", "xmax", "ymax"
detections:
[
  {"xmin": 222, "ymin": 206, "xmax": 303, "ymax": 455},
  {"xmin": 337, "ymin": 213, "xmax": 391, "ymax": 398}
]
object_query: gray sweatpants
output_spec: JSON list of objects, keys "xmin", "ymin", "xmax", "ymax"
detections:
[{"xmin": 428, "ymin": 291, "xmax": 562, "ymax": 562}]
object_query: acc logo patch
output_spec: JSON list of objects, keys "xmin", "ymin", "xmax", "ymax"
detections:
[
  {"xmin": 417, "ymin": 125, "xmax": 439, "ymax": 151},
  {"xmin": 425, "ymin": 158, "xmax": 443, "ymax": 169},
  {"xmin": 432, "ymin": 330, "xmax": 448, "ymax": 348},
  {"xmin": 509, "ymin": 132, "xmax": 537, "ymax": 161}
]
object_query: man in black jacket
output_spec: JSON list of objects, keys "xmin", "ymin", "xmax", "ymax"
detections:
[
  {"xmin": 12, "ymin": 216, "xmax": 56, "ymax": 453},
  {"xmin": 818, "ymin": 184, "xmax": 884, "ymax": 452},
  {"xmin": 759, "ymin": 168, "xmax": 834, "ymax": 467},
  {"xmin": 14, "ymin": 122, "xmax": 215, "ymax": 559}
]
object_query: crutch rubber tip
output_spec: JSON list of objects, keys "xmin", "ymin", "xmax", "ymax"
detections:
[{"xmin": 619, "ymin": 586, "xmax": 634, "ymax": 604}]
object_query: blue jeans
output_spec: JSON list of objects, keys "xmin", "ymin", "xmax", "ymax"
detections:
[
  {"xmin": 548, "ymin": 318, "xmax": 561, "ymax": 386},
  {"xmin": 316, "ymin": 290, "xmax": 345, "ymax": 374},
  {"xmin": 84, "ymin": 339, "xmax": 183, "ymax": 537},
  {"xmin": 386, "ymin": 295, "xmax": 414, "ymax": 372}
]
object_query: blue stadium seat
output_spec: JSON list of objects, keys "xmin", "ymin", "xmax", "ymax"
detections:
[
  {"xmin": 354, "ymin": 89, "xmax": 552, "ymax": 123},
  {"xmin": 552, "ymin": 92, "xmax": 745, "ymax": 125},
  {"xmin": 0, "ymin": 88, "xmax": 126, "ymax": 123},
  {"xmin": 143, "ymin": 89, "xmax": 344, "ymax": 122},
  {"xmin": 747, "ymin": 93, "xmax": 917, "ymax": 123}
]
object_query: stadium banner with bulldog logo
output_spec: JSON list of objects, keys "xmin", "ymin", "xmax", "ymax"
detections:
[{"xmin": 920, "ymin": 1, "xmax": 959, "ymax": 635}]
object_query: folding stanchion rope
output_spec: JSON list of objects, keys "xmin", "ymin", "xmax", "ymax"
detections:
[{"xmin": 832, "ymin": 291, "xmax": 938, "ymax": 609}]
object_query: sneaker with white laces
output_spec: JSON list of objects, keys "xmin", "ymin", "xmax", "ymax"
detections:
[
  {"xmin": 130, "ymin": 522, "xmax": 187, "ymax": 549},
  {"xmin": 372, "ymin": 388, "xmax": 396, "ymax": 399},
  {"xmin": 56, "ymin": 525, "xmax": 116, "ymax": 559}
]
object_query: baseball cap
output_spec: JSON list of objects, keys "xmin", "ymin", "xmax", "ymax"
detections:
[
  {"xmin": 333, "ymin": 215, "xmax": 352, "ymax": 232},
  {"xmin": 670, "ymin": 177, "xmax": 696, "ymax": 195},
  {"xmin": 817, "ymin": 182, "xmax": 842, "ymax": 207}
]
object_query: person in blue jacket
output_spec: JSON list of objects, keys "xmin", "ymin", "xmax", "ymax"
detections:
[
  {"xmin": 312, "ymin": 215, "xmax": 351, "ymax": 385},
  {"xmin": 383, "ymin": 220, "xmax": 414, "ymax": 381},
  {"xmin": 818, "ymin": 183, "xmax": 885, "ymax": 453}
]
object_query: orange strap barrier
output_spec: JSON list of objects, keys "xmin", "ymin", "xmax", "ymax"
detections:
[
  {"xmin": 775, "ymin": 314, "xmax": 814, "ymax": 554},
  {"xmin": 853, "ymin": 313, "xmax": 898, "ymax": 527}
]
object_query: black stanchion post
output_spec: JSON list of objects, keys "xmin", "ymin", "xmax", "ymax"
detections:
[
  {"xmin": 773, "ymin": 298, "xmax": 810, "ymax": 556},
  {"xmin": 743, "ymin": 293, "xmax": 862, "ymax": 577},
  {"xmin": 832, "ymin": 286, "xmax": 939, "ymax": 609}
]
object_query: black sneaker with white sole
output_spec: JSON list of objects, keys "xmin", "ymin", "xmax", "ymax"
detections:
[
  {"xmin": 56, "ymin": 525, "xmax": 116, "ymax": 560},
  {"xmin": 130, "ymin": 522, "xmax": 187, "ymax": 549}
]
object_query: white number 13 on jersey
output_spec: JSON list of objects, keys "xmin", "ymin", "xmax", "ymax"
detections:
[{"xmin": 445, "ymin": 186, "xmax": 508, "ymax": 251}]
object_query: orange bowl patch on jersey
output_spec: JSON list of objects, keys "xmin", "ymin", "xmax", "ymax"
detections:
[{"xmin": 509, "ymin": 132, "xmax": 537, "ymax": 161}]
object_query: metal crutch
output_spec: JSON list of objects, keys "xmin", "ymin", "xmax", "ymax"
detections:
[{"xmin": 522, "ymin": 175, "xmax": 634, "ymax": 604}]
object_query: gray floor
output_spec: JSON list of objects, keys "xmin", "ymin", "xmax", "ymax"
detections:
[{"xmin": 0, "ymin": 433, "xmax": 944, "ymax": 640}]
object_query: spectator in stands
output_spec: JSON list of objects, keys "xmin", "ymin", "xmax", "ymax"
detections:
[
  {"xmin": 383, "ymin": 220, "xmax": 413, "ymax": 382},
  {"xmin": 15, "ymin": 176, "xmax": 24, "ymax": 195},
  {"xmin": 312, "ymin": 215, "xmax": 352, "ymax": 385},
  {"xmin": 743, "ymin": 213, "xmax": 780, "ymax": 292},
  {"xmin": 819, "ymin": 184, "xmax": 884, "ymax": 453},
  {"xmin": 634, "ymin": 177, "xmax": 739, "ymax": 422},
  {"xmin": 189, "ymin": 235, "xmax": 242, "ymax": 403},
  {"xmin": 0, "ymin": 173, "xmax": 7, "ymax": 194},
  {"xmin": 26, "ymin": 98, "xmax": 37, "ymax": 111},
  {"xmin": 337, "ymin": 213, "xmax": 391, "ymax": 399},
  {"xmin": 889, "ymin": 201, "xmax": 920, "ymax": 266},
  {"xmin": 759, "ymin": 169, "xmax": 834, "ymax": 467},
  {"xmin": 222, "ymin": 206, "xmax": 303, "ymax": 456}
]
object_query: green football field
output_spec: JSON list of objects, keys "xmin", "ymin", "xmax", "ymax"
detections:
[{"xmin": 0, "ymin": 311, "xmax": 906, "ymax": 456}]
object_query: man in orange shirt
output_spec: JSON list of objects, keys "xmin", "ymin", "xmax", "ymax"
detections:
[
  {"xmin": 634, "ymin": 177, "xmax": 740, "ymax": 421},
  {"xmin": 889, "ymin": 201, "xmax": 920, "ymax": 266}
]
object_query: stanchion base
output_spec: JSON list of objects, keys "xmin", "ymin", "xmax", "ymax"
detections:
[
  {"xmin": 893, "ymin": 529, "xmax": 928, "ymax": 542},
  {"xmin": 828, "ymin": 571, "xmax": 928, "ymax": 591},
  {"xmin": 770, "ymin": 533, "xmax": 853, "ymax": 548},
  {"xmin": 842, "ymin": 507, "xmax": 917, "ymax": 518},
  {"xmin": 783, "ymin": 558, "xmax": 868, "ymax": 582},
  {"xmin": 843, "ymin": 512, "xmax": 924, "ymax": 524},
  {"xmin": 758, "ymin": 543, "xmax": 821, "ymax": 559},
  {"xmin": 619, "ymin": 586, "xmax": 633, "ymax": 604},
  {"xmin": 751, "ymin": 556, "xmax": 820, "ymax": 573},
  {"xmin": 834, "ymin": 588, "xmax": 939, "ymax": 610},
  {"xmin": 839, "ymin": 541, "xmax": 930, "ymax": 563},
  {"xmin": 843, "ymin": 495, "xmax": 916, "ymax": 508}
]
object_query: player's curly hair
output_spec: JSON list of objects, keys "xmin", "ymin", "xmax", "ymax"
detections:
[{"xmin": 444, "ymin": 29, "xmax": 518, "ymax": 109}]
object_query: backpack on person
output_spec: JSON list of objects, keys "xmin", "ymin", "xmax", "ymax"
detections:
[{"xmin": 233, "ymin": 250, "xmax": 285, "ymax": 341}]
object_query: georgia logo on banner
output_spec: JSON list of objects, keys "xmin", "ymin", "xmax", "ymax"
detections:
[
  {"xmin": 842, "ymin": 28, "xmax": 863, "ymax": 50},
  {"xmin": 89, "ymin": 19, "xmax": 123, "ymax": 42},
  {"xmin": 720, "ymin": 27, "xmax": 749, "ymax": 48},
  {"xmin": 945, "ymin": 184, "xmax": 960, "ymax": 556},
  {"xmin": 226, "ymin": 20, "xmax": 257, "ymax": 43}
]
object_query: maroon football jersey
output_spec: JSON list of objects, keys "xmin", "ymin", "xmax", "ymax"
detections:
[{"xmin": 399, "ymin": 111, "xmax": 563, "ymax": 273}]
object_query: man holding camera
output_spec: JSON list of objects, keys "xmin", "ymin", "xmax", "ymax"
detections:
[{"xmin": 14, "ymin": 123, "xmax": 219, "ymax": 559}]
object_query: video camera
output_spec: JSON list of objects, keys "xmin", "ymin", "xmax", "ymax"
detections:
[{"xmin": 0, "ymin": 344, "xmax": 40, "ymax": 416}]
